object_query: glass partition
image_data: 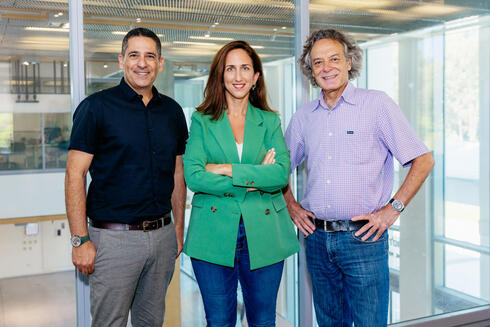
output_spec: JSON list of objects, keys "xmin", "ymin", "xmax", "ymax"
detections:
[
  {"xmin": 0, "ymin": 2, "xmax": 75, "ymax": 326},
  {"xmin": 308, "ymin": 1, "xmax": 489, "ymax": 325},
  {"xmin": 82, "ymin": 0, "xmax": 297, "ymax": 325}
]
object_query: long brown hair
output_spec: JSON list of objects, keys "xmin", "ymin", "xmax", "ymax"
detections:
[{"xmin": 196, "ymin": 40, "xmax": 274, "ymax": 120}]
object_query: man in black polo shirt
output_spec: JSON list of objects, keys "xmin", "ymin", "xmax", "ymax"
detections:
[{"xmin": 65, "ymin": 27, "xmax": 188, "ymax": 326}]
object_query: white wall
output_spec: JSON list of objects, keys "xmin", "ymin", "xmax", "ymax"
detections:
[
  {"xmin": 0, "ymin": 172, "xmax": 71, "ymax": 278},
  {"xmin": 0, "ymin": 172, "xmax": 65, "ymax": 219},
  {"xmin": 0, "ymin": 94, "xmax": 70, "ymax": 113}
]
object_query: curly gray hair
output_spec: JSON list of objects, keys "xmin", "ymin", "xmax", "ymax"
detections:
[{"xmin": 299, "ymin": 29, "xmax": 363, "ymax": 87}]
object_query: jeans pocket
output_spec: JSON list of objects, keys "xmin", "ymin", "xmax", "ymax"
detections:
[{"xmin": 351, "ymin": 230, "xmax": 387, "ymax": 243}]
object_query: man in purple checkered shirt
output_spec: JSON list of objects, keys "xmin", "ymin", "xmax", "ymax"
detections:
[{"xmin": 283, "ymin": 29, "xmax": 434, "ymax": 327}]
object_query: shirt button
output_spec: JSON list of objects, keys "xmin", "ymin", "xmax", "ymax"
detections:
[
  {"xmin": 327, "ymin": 155, "xmax": 332, "ymax": 160},
  {"xmin": 327, "ymin": 205, "xmax": 331, "ymax": 208},
  {"xmin": 328, "ymin": 132, "xmax": 333, "ymax": 136},
  {"xmin": 326, "ymin": 180, "xmax": 331, "ymax": 184},
  {"xmin": 152, "ymin": 151, "xmax": 156, "ymax": 155}
]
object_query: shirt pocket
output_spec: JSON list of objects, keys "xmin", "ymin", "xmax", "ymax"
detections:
[{"xmin": 341, "ymin": 130, "xmax": 373, "ymax": 165}]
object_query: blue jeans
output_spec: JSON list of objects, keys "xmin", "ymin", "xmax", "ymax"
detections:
[
  {"xmin": 191, "ymin": 220, "xmax": 284, "ymax": 327},
  {"xmin": 305, "ymin": 228, "xmax": 389, "ymax": 327}
]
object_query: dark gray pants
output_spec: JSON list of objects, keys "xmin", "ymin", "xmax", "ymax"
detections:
[{"xmin": 88, "ymin": 222, "xmax": 177, "ymax": 327}]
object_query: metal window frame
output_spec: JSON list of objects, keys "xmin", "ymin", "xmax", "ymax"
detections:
[{"xmin": 69, "ymin": 1, "xmax": 90, "ymax": 327}]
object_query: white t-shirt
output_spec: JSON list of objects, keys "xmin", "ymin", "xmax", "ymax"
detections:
[{"xmin": 236, "ymin": 142, "xmax": 243, "ymax": 162}]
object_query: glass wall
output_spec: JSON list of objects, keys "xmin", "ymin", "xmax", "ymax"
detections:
[
  {"xmin": 0, "ymin": 2, "xmax": 75, "ymax": 326},
  {"xmin": 307, "ymin": 0, "xmax": 489, "ymax": 325},
  {"xmin": 1, "ymin": 1, "xmax": 489, "ymax": 326},
  {"xmin": 82, "ymin": 0, "xmax": 297, "ymax": 325},
  {"xmin": 310, "ymin": 1, "xmax": 490, "ymax": 323},
  {"xmin": 0, "ymin": 6, "xmax": 71, "ymax": 172}
]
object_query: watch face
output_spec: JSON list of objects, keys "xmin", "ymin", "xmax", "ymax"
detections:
[
  {"xmin": 392, "ymin": 200, "xmax": 404, "ymax": 211},
  {"xmin": 71, "ymin": 236, "xmax": 81, "ymax": 247}
]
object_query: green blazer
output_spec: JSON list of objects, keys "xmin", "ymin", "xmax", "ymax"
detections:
[{"xmin": 183, "ymin": 103, "xmax": 299, "ymax": 270}]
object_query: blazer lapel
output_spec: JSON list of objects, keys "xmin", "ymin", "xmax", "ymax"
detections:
[
  {"xmin": 242, "ymin": 103, "xmax": 266, "ymax": 164},
  {"xmin": 208, "ymin": 112, "xmax": 240, "ymax": 163}
]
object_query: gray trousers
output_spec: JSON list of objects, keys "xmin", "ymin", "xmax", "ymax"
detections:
[{"xmin": 88, "ymin": 222, "xmax": 177, "ymax": 327}]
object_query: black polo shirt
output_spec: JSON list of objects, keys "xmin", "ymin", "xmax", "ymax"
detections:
[{"xmin": 69, "ymin": 78, "xmax": 188, "ymax": 224}]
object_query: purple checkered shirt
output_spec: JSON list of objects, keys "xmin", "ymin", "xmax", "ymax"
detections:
[{"xmin": 285, "ymin": 82, "xmax": 429, "ymax": 220}]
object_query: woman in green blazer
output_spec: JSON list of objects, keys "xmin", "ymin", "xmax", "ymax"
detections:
[{"xmin": 183, "ymin": 41, "xmax": 299, "ymax": 326}]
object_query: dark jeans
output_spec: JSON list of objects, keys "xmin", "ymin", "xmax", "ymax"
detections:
[
  {"xmin": 191, "ymin": 220, "xmax": 284, "ymax": 327},
  {"xmin": 305, "ymin": 228, "xmax": 389, "ymax": 327}
]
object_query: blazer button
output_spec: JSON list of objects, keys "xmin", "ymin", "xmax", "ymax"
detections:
[
  {"xmin": 245, "ymin": 180, "xmax": 249, "ymax": 185},
  {"xmin": 260, "ymin": 191, "xmax": 264, "ymax": 195},
  {"xmin": 211, "ymin": 206, "xmax": 217, "ymax": 212},
  {"xmin": 230, "ymin": 193, "xmax": 235, "ymax": 198},
  {"xmin": 224, "ymin": 193, "xmax": 228, "ymax": 197},
  {"xmin": 265, "ymin": 209, "xmax": 270, "ymax": 215},
  {"xmin": 250, "ymin": 181, "xmax": 255, "ymax": 185}
]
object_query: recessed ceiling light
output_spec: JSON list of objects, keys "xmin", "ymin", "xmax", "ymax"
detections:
[
  {"xmin": 25, "ymin": 27, "xmax": 69, "ymax": 32},
  {"xmin": 173, "ymin": 41, "xmax": 217, "ymax": 46},
  {"xmin": 273, "ymin": 28, "xmax": 278, "ymax": 32},
  {"xmin": 103, "ymin": 64, "xmax": 108, "ymax": 69},
  {"xmin": 136, "ymin": 18, "xmax": 141, "ymax": 23},
  {"xmin": 189, "ymin": 36, "xmax": 234, "ymax": 41},
  {"xmin": 281, "ymin": 26, "xmax": 287, "ymax": 29},
  {"xmin": 22, "ymin": 61, "xmax": 30, "ymax": 66},
  {"xmin": 58, "ymin": 12, "xmax": 63, "ymax": 16}
]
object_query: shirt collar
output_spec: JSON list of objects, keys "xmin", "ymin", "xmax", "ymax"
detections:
[
  {"xmin": 311, "ymin": 81, "xmax": 356, "ymax": 112},
  {"xmin": 118, "ymin": 77, "xmax": 162, "ymax": 104}
]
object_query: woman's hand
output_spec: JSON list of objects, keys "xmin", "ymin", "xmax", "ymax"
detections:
[
  {"xmin": 261, "ymin": 148, "xmax": 276, "ymax": 165},
  {"xmin": 205, "ymin": 163, "xmax": 232, "ymax": 177}
]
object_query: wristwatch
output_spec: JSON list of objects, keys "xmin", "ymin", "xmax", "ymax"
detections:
[
  {"xmin": 389, "ymin": 198, "xmax": 405, "ymax": 212},
  {"xmin": 71, "ymin": 235, "xmax": 90, "ymax": 247}
]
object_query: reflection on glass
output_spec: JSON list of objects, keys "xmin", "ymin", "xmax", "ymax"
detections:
[
  {"xmin": 309, "ymin": 4, "xmax": 489, "ymax": 325},
  {"xmin": 0, "ymin": 2, "xmax": 75, "ymax": 326},
  {"xmin": 0, "ymin": 56, "xmax": 70, "ymax": 171},
  {"xmin": 82, "ymin": 1, "xmax": 297, "ymax": 325},
  {"xmin": 445, "ymin": 245, "xmax": 481, "ymax": 298},
  {"xmin": 444, "ymin": 24, "xmax": 481, "ymax": 244}
]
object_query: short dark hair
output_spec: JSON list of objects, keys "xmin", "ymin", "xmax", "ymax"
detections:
[{"xmin": 121, "ymin": 27, "xmax": 162, "ymax": 58}]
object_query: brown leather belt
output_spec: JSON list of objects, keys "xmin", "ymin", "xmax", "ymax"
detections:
[
  {"xmin": 311, "ymin": 218, "xmax": 367, "ymax": 232},
  {"xmin": 89, "ymin": 213, "xmax": 171, "ymax": 232}
]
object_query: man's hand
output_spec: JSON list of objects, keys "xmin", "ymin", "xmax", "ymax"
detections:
[
  {"xmin": 287, "ymin": 200, "xmax": 316, "ymax": 236},
  {"xmin": 352, "ymin": 205, "xmax": 399, "ymax": 241},
  {"xmin": 72, "ymin": 241, "xmax": 96, "ymax": 275}
]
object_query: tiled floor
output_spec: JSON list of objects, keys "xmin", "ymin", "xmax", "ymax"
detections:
[
  {"xmin": 0, "ymin": 271, "xmax": 76, "ymax": 327},
  {"xmin": 0, "ymin": 270, "xmax": 252, "ymax": 327}
]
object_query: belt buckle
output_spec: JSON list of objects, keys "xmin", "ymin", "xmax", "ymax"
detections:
[{"xmin": 142, "ymin": 220, "xmax": 153, "ymax": 232}]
